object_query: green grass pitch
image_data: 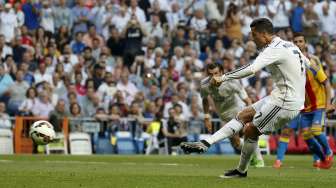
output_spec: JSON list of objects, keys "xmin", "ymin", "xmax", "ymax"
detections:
[{"xmin": 0, "ymin": 155, "xmax": 335, "ymax": 188}]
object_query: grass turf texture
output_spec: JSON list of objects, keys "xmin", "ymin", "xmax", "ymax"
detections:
[{"xmin": 0, "ymin": 155, "xmax": 334, "ymax": 188}]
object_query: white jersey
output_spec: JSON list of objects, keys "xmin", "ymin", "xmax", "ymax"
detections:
[
  {"xmin": 201, "ymin": 78, "xmax": 248, "ymax": 121},
  {"xmin": 223, "ymin": 37, "xmax": 306, "ymax": 110}
]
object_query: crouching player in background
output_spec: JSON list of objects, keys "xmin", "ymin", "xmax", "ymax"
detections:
[
  {"xmin": 201, "ymin": 63, "xmax": 264, "ymax": 167},
  {"xmin": 273, "ymin": 33, "xmax": 334, "ymax": 168}
]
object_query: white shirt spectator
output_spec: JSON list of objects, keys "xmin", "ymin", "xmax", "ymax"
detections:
[
  {"xmin": 32, "ymin": 98, "xmax": 54, "ymax": 117},
  {"xmin": 269, "ymin": 0, "xmax": 291, "ymax": 28},
  {"xmin": 315, "ymin": 2, "xmax": 336, "ymax": 36},
  {"xmin": 34, "ymin": 71, "xmax": 53, "ymax": 84},
  {"xmin": 128, "ymin": 7, "xmax": 146, "ymax": 24},
  {"xmin": 0, "ymin": 9, "xmax": 17, "ymax": 42},
  {"xmin": 204, "ymin": 0, "xmax": 224, "ymax": 22},
  {"xmin": 117, "ymin": 80, "xmax": 139, "ymax": 105},
  {"xmin": 41, "ymin": 6, "xmax": 55, "ymax": 33},
  {"xmin": 150, "ymin": 0, "xmax": 170, "ymax": 11},
  {"xmin": 146, "ymin": 21, "xmax": 164, "ymax": 39},
  {"xmin": 0, "ymin": 113, "xmax": 11, "ymax": 128},
  {"xmin": 97, "ymin": 82, "xmax": 117, "ymax": 108},
  {"xmin": 1, "ymin": 45, "xmax": 12, "ymax": 59},
  {"xmin": 166, "ymin": 4, "xmax": 185, "ymax": 31},
  {"xmin": 190, "ymin": 16, "xmax": 207, "ymax": 32},
  {"xmin": 112, "ymin": 12, "xmax": 131, "ymax": 33},
  {"xmin": 15, "ymin": 9, "xmax": 25, "ymax": 27}
]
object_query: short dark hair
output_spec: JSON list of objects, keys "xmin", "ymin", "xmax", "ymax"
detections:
[
  {"xmin": 206, "ymin": 63, "xmax": 223, "ymax": 72},
  {"xmin": 293, "ymin": 32, "xmax": 305, "ymax": 39},
  {"xmin": 250, "ymin": 18, "xmax": 274, "ymax": 34}
]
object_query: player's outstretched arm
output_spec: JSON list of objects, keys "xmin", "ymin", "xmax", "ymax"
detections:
[{"xmin": 212, "ymin": 47, "xmax": 280, "ymax": 85}]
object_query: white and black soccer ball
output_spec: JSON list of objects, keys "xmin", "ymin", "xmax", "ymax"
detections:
[{"xmin": 29, "ymin": 120, "xmax": 56, "ymax": 145}]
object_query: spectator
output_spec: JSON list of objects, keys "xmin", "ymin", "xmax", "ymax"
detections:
[
  {"xmin": 49, "ymin": 99, "xmax": 67, "ymax": 132},
  {"xmin": 14, "ymin": 2, "xmax": 25, "ymax": 28},
  {"xmin": 163, "ymin": 92, "xmax": 190, "ymax": 119},
  {"xmin": 224, "ymin": 3, "xmax": 243, "ymax": 42},
  {"xmin": 162, "ymin": 107, "xmax": 187, "ymax": 154},
  {"xmin": 18, "ymin": 87, "xmax": 37, "ymax": 116},
  {"xmin": 40, "ymin": 1, "xmax": 55, "ymax": 34},
  {"xmin": 117, "ymin": 70, "xmax": 139, "ymax": 105},
  {"xmin": 0, "ymin": 3, "xmax": 18, "ymax": 43},
  {"xmin": 71, "ymin": 0, "xmax": 90, "ymax": 34},
  {"xmin": 122, "ymin": 14, "xmax": 147, "ymax": 67},
  {"xmin": 146, "ymin": 13, "xmax": 164, "ymax": 40},
  {"xmin": 268, "ymin": 0, "xmax": 291, "ymax": 31},
  {"xmin": 34, "ymin": 62, "xmax": 52, "ymax": 85},
  {"xmin": 0, "ymin": 102, "xmax": 11, "ymax": 128},
  {"xmin": 0, "ymin": 35, "xmax": 13, "ymax": 59},
  {"xmin": 32, "ymin": 91, "xmax": 54, "ymax": 117},
  {"xmin": 97, "ymin": 72, "xmax": 117, "ymax": 106},
  {"xmin": 290, "ymin": 0, "xmax": 305, "ymax": 33},
  {"xmin": 83, "ymin": 25, "xmax": 104, "ymax": 48},
  {"xmin": 303, "ymin": 2, "xmax": 320, "ymax": 42},
  {"xmin": 7, "ymin": 70, "xmax": 29, "ymax": 115},
  {"xmin": 69, "ymin": 102, "xmax": 83, "ymax": 132},
  {"xmin": 22, "ymin": 0, "xmax": 41, "ymax": 31},
  {"xmin": 190, "ymin": 9, "xmax": 207, "ymax": 32},
  {"xmin": 53, "ymin": 0, "xmax": 72, "ymax": 30},
  {"xmin": 0, "ymin": 64, "xmax": 14, "ymax": 102},
  {"xmin": 128, "ymin": 0, "xmax": 147, "ymax": 24}
]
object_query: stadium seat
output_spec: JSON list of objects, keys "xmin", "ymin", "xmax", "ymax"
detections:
[
  {"xmin": 287, "ymin": 134, "xmax": 299, "ymax": 153},
  {"xmin": 45, "ymin": 133, "xmax": 68, "ymax": 155},
  {"xmin": 268, "ymin": 135, "xmax": 278, "ymax": 153},
  {"xmin": 116, "ymin": 131, "xmax": 136, "ymax": 154},
  {"xmin": 69, "ymin": 132, "xmax": 92, "ymax": 155},
  {"xmin": 0, "ymin": 128, "xmax": 13, "ymax": 154},
  {"xmin": 218, "ymin": 139, "xmax": 235, "ymax": 154},
  {"xmin": 135, "ymin": 138, "xmax": 145, "ymax": 154},
  {"xmin": 327, "ymin": 135, "xmax": 336, "ymax": 154},
  {"xmin": 96, "ymin": 132, "xmax": 114, "ymax": 154},
  {"xmin": 297, "ymin": 133, "xmax": 309, "ymax": 154}
]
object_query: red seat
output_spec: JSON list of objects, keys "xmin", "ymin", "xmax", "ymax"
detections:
[
  {"xmin": 287, "ymin": 134, "xmax": 299, "ymax": 153},
  {"xmin": 297, "ymin": 133, "xmax": 309, "ymax": 154},
  {"xmin": 269, "ymin": 135, "xmax": 278, "ymax": 153},
  {"xmin": 327, "ymin": 135, "xmax": 336, "ymax": 154}
]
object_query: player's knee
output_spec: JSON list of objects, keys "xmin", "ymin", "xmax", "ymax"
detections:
[
  {"xmin": 237, "ymin": 109, "xmax": 254, "ymax": 124},
  {"xmin": 230, "ymin": 136, "xmax": 241, "ymax": 149},
  {"xmin": 311, "ymin": 125, "xmax": 323, "ymax": 136},
  {"xmin": 302, "ymin": 128, "xmax": 314, "ymax": 140},
  {"xmin": 243, "ymin": 124, "xmax": 260, "ymax": 140},
  {"xmin": 279, "ymin": 128, "xmax": 291, "ymax": 143}
]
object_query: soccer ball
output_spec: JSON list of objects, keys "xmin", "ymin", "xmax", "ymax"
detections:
[{"xmin": 29, "ymin": 120, "xmax": 56, "ymax": 145}]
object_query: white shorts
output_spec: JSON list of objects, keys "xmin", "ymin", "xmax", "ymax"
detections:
[{"xmin": 251, "ymin": 97, "xmax": 299, "ymax": 134}]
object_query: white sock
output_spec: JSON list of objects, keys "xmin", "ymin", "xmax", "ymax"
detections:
[
  {"xmin": 254, "ymin": 145, "xmax": 263, "ymax": 161},
  {"xmin": 237, "ymin": 138, "xmax": 258, "ymax": 173},
  {"xmin": 205, "ymin": 119, "xmax": 244, "ymax": 145},
  {"xmin": 238, "ymin": 138, "xmax": 243, "ymax": 151}
]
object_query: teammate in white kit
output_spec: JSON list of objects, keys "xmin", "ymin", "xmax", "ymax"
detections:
[
  {"xmin": 201, "ymin": 63, "xmax": 264, "ymax": 167},
  {"xmin": 180, "ymin": 18, "xmax": 307, "ymax": 178}
]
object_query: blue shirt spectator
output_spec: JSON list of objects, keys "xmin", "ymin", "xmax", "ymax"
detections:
[
  {"xmin": 22, "ymin": 1, "xmax": 41, "ymax": 30},
  {"xmin": 291, "ymin": 4, "xmax": 304, "ymax": 33},
  {"xmin": 0, "ymin": 65, "xmax": 14, "ymax": 97}
]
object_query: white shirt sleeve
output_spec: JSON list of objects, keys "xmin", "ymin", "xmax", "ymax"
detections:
[{"xmin": 224, "ymin": 47, "xmax": 282, "ymax": 81}]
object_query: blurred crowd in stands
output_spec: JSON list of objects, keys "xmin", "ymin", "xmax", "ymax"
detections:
[{"xmin": 1, "ymin": 0, "xmax": 336, "ymax": 151}]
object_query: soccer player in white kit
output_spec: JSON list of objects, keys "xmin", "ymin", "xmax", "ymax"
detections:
[
  {"xmin": 180, "ymin": 18, "xmax": 306, "ymax": 178},
  {"xmin": 201, "ymin": 63, "xmax": 264, "ymax": 167}
]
